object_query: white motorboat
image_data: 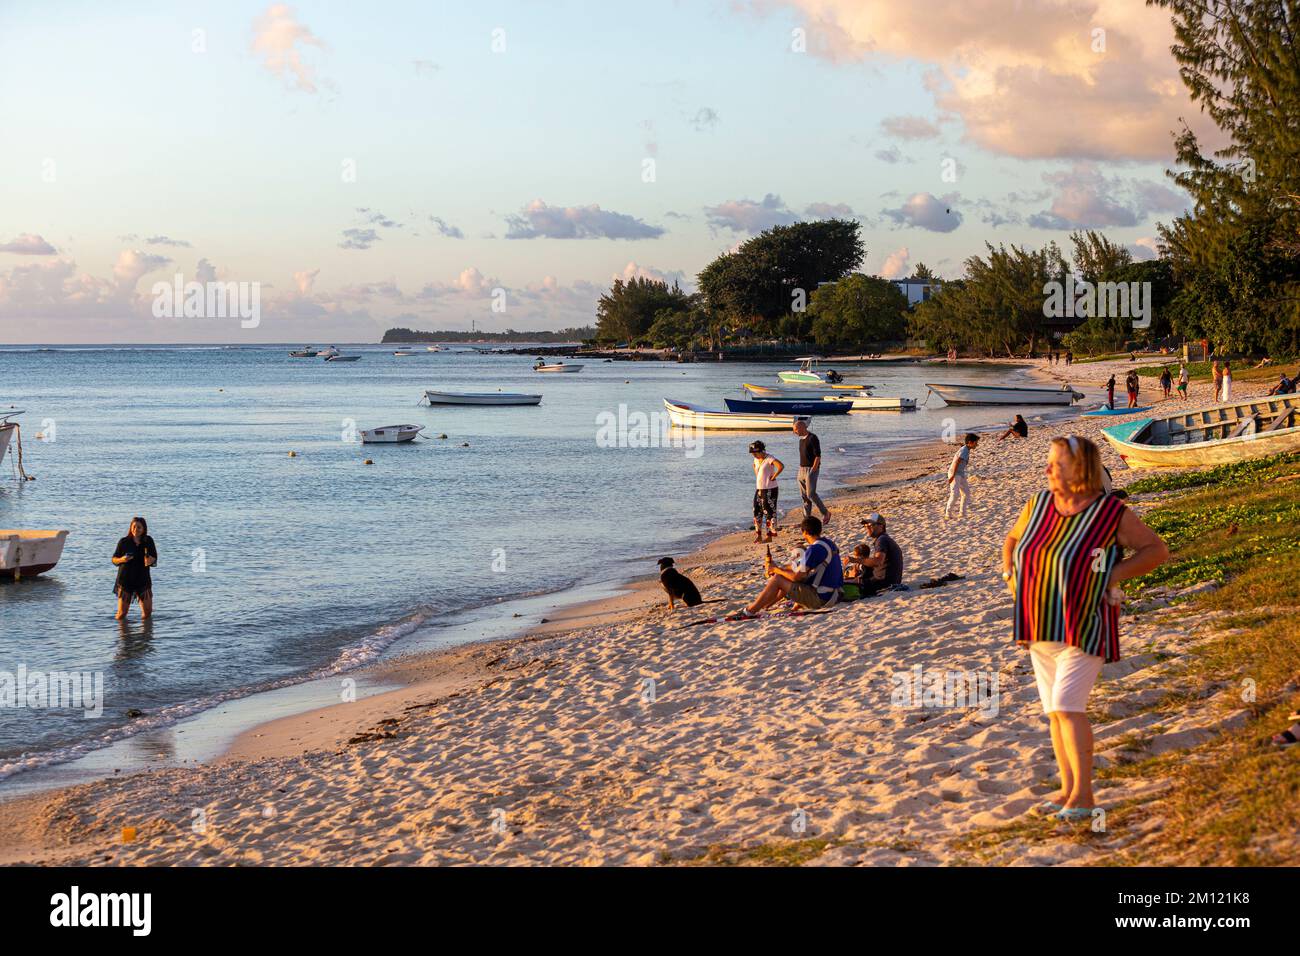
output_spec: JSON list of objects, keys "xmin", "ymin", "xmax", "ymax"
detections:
[
  {"xmin": 360, "ymin": 424, "xmax": 424, "ymax": 443},
  {"xmin": 318, "ymin": 346, "xmax": 340, "ymax": 359},
  {"xmin": 534, "ymin": 362, "xmax": 583, "ymax": 373},
  {"xmin": 289, "ymin": 346, "xmax": 319, "ymax": 357},
  {"xmin": 777, "ymin": 357, "xmax": 850, "ymax": 385},
  {"xmin": 0, "ymin": 529, "xmax": 69, "ymax": 581},
  {"xmin": 326, "ymin": 354, "xmax": 361, "ymax": 362},
  {"xmin": 743, "ymin": 382, "xmax": 873, "ymax": 399},
  {"xmin": 426, "ymin": 345, "xmax": 443, "ymax": 352},
  {"xmin": 1101, "ymin": 395, "xmax": 1300, "ymax": 468},
  {"xmin": 663, "ymin": 399, "xmax": 809, "ymax": 431},
  {"xmin": 826, "ymin": 395, "xmax": 917, "ymax": 411},
  {"xmin": 393, "ymin": 349, "xmax": 420, "ymax": 357},
  {"xmin": 423, "ymin": 390, "xmax": 542, "ymax": 406},
  {"xmin": 924, "ymin": 382, "xmax": 1083, "ymax": 405}
]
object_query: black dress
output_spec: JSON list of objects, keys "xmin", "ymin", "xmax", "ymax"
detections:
[{"xmin": 113, "ymin": 535, "xmax": 157, "ymax": 599}]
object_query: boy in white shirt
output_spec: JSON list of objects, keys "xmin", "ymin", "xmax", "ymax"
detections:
[{"xmin": 945, "ymin": 432, "xmax": 979, "ymax": 519}]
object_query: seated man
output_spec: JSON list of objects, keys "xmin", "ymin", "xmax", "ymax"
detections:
[
  {"xmin": 853, "ymin": 513, "xmax": 904, "ymax": 596},
  {"xmin": 745, "ymin": 516, "xmax": 843, "ymax": 613}
]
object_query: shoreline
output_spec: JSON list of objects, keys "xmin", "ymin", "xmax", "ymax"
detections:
[{"xmin": 2, "ymin": 354, "xmax": 1229, "ymax": 866}]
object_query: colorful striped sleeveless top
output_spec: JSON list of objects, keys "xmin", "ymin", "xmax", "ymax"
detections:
[{"xmin": 1012, "ymin": 492, "xmax": 1127, "ymax": 662}]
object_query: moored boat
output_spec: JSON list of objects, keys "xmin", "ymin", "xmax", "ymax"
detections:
[
  {"xmin": 393, "ymin": 349, "xmax": 420, "ymax": 357},
  {"xmin": 723, "ymin": 397, "xmax": 851, "ymax": 416},
  {"xmin": 289, "ymin": 346, "xmax": 319, "ymax": 357},
  {"xmin": 664, "ymin": 399, "xmax": 808, "ymax": 430},
  {"xmin": 325, "ymin": 354, "xmax": 361, "ymax": 362},
  {"xmin": 0, "ymin": 416, "xmax": 15, "ymax": 468},
  {"xmin": 0, "ymin": 529, "xmax": 69, "ymax": 581},
  {"xmin": 776, "ymin": 357, "xmax": 849, "ymax": 385},
  {"xmin": 360, "ymin": 424, "xmax": 423, "ymax": 443},
  {"xmin": 743, "ymin": 382, "xmax": 874, "ymax": 399},
  {"xmin": 423, "ymin": 390, "xmax": 542, "ymax": 406},
  {"xmin": 924, "ymin": 382, "xmax": 1082, "ymax": 405},
  {"xmin": 826, "ymin": 395, "xmax": 917, "ymax": 411},
  {"xmin": 1101, "ymin": 395, "xmax": 1300, "ymax": 468},
  {"xmin": 534, "ymin": 362, "xmax": 583, "ymax": 373},
  {"xmin": 318, "ymin": 346, "xmax": 340, "ymax": 359}
]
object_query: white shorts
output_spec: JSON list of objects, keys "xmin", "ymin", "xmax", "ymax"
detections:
[{"xmin": 1029, "ymin": 642, "xmax": 1103, "ymax": 714}]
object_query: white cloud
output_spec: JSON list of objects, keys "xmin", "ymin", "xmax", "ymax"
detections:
[
  {"xmin": 0, "ymin": 234, "xmax": 58, "ymax": 255},
  {"xmin": 879, "ymin": 247, "xmax": 911, "ymax": 279},
  {"xmin": 881, "ymin": 115, "xmax": 941, "ymax": 140},
  {"xmin": 505, "ymin": 200, "xmax": 664, "ymax": 240},
  {"xmin": 250, "ymin": 4, "xmax": 326, "ymax": 94},
  {"xmin": 704, "ymin": 194, "xmax": 799, "ymax": 234},
  {"xmin": 881, "ymin": 192, "xmax": 962, "ymax": 232}
]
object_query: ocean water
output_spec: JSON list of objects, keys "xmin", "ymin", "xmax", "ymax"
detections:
[{"xmin": 0, "ymin": 345, "xmax": 1061, "ymax": 781}]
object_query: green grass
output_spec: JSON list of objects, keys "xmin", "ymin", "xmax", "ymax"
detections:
[
  {"xmin": 1135, "ymin": 360, "xmax": 1295, "ymax": 383},
  {"xmin": 1123, "ymin": 452, "xmax": 1300, "ymax": 496}
]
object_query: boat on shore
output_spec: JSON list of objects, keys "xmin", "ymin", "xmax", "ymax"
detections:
[
  {"xmin": 723, "ymin": 397, "xmax": 851, "ymax": 416},
  {"xmin": 925, "ymin": 382, "xmax": 1082, "ymax": 405},
  {"xmin": 828, "ymin": 395, "xmax": 918, "ymax": 411},
  {"xmin": 360, "ymin": 424, "xmax": 423, "ymax": 443},
  {"xmin": 743, "ymin": 383, "xmax": 873, "ymax": 399},
  {"xmin": 534, "ymin": 362, "xmax": 583, "ymax": 373},
  {"xmin": 664, "ymin": 399, "xmax": 809, "ymax": 431},
  {"xmin": 0, "ymin": 529, "xmax": 69, "ymax": 581},
  {"xmin": 1101, "ymin": 395, "xmax": 1300, "ymax": 468},
  {"xmin": 423, "ymin": 390, "xmax": 542, "ymax": 406}
]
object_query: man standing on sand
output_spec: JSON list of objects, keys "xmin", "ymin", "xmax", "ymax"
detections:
[
  {"xmin": 1125, "ymin": 369, "xmax": 1140, "ymax": 408},
  {"xmin": 1177, "ymin": 362, "xmax": 1189, "ymax": 399},
  {"xmin": 793, "ymin": 419, "xmax": 830, "ymax": 524},
  {"xmin": 945, "ymin": 432, "xmax": 979, "ymax": 519},
  {"xmin": 1105, "ymin": 374, "xmax": 1117, "ymax": 409}
]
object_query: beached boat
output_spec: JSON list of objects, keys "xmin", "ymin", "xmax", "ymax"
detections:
[
  {"xmin": 1101, "ymin": 395, "xmax": 1300, "ymax": 468},
  {"xmin": 924, "ymin": 382, "xmax": 1083, "ymax": 405},
  {"xmin": 776, "ymin": 357, "xmax": 850, "ymax": 384},
  {"xmin": 360, "ymin": 424, "xmax": 423, "ymax": 443},
  {"xmin": 0, "ymin": 529, "xmax": 69, "ymax": 581},
  {"xmin": 826, "ymin": 395, "xmax": 918, "ymax": 411},
  {"xmin": 664, "ymin": 399, "xmax": 808, "ymax": 431},
  {"xmin": 534, "ymin": 362, "xmax": 583, "ymax": 373},
  {"xmin": 325, "ymin": 354, "xmax": 361, "ymax": 362},
  {"xmin": 723, "ymin": 397, "xmax": 851, "ymax": 416},
  {"xmin": 288, "ymin": 346, "xmax": 319, "ymax": 357},
  {"xmin": 423, "ymin": 390, "xmax": 542, "ymax": 406},
  {"xmin": 743, "ymin": 383, "xmax": 873, "ymax": 399}
]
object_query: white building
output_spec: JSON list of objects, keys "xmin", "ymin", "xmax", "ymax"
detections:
[{"xmin": 891, "ymin": 277, "xmax": 942, "ymax": 307}]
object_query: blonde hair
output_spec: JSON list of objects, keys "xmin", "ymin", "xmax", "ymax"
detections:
[{"xmin": 1049, "ymin": 435, "xmax": 1105, "ymax": 496}]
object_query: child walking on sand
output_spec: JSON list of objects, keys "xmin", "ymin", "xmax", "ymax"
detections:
[{"xmin": 945, "ymin": 433, "xmax": 979, "ymax": 519}]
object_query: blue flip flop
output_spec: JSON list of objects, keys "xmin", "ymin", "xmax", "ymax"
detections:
[
  {"xmin": 1034, "ymin": 801, "xmax": 1063, "ymax": 816},
  {"xmin": 1055, "ymin": 807, "xmax": 1097, "ymax": 822}
]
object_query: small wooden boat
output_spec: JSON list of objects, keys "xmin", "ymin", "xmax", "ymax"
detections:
[
  {"xmin": 534, "ymin": 362, "xmax": 583, "ymax": 373},
  {"xmin": 1083, "ymin": 405, "xmax": 1153, "ymax": 417},
  {"xmin": 826, "ymin": 395, "xmax": 917, "ymax": 411},
  {"xmin": 360, "ymin": 424, "xmax": 423, "ymax": 443},
  {"xmin": 289, "ymin": 346, "xmax": 319, "ymax": 357},
  {"xmin": 743, "ymin": 383, "xmax": 874, "ymax": 399},
  {"xmin": 0, "ymin": 416, "xmax": 15, "ymax": 468},
  {"xmin": 664, "ymin": 399, "xmax": 808, "ymax": 430},
  {"xmin": 423, "ymin": 390, "xmax": 542, "ymax": 406},
  {"xmin": 0, "ymin": 529, "xmax": 69, "ymax": 581},
  {"xmin": 1101, "ymin": 395, "xmax": 1300, "ymax": 468},
  {"xmin": 925, "ymin": 382, "xmax": 1082, "ymax": 405},
  {"xmin": 777, "ymin": 357, "xmax": 848, "ymax": 384},
  {"xmin": 325, "ymin": 354, "xmax": 361, "ymax": 362},
  {"xmin": 723, "ymin": 397, "xmax": 851, "ymax": 416}
]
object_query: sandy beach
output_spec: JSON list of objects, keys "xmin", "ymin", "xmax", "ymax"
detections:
[{"xmin": 0, "ymin": 356, "xmax": 1275, "ymax": 866}]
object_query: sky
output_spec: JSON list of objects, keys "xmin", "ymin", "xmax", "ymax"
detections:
[{"xmin": 0, "ymin": 0, "xmax": 1218, "ymax": 343}]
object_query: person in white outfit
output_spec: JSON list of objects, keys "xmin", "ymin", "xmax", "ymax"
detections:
[
  {"xmin": 945, "ymin": 432, "xmax": 979, "ymax": 519},
  {"xmin": 1220, "ymin": 360, "xmax": 1233, "ymax": 402}
]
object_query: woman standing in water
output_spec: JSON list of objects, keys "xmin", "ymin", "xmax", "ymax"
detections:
[
  {"xmin": 112, "ymin": 517, "xmax": 158, "ymax": 620},
  {"xmin": 1002, "ymin": 437, "xmax": 1167, "ymax": 822}
]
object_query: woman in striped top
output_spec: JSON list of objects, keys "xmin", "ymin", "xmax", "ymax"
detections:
[{"xmin": 1002, "ymin": 436, "xmax": 1168, "ymax": 822}]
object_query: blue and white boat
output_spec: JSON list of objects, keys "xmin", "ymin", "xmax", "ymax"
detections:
[{"xmin": 723, "ymin": 397, "xmax": 851, "ymax": 416}]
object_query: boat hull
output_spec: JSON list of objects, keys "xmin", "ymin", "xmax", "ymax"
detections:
[
  {"xmin": 360, "ymin": 425, "xmax": 423, "ymax": 443},
  {"xmin": 723, "ymin": 397, "xmax": 851, "ymax": 416},
  {"xmin": 925, "ymin": 382, "xmax": 1079, "ymax": 405},
  {"xmin": 0, "ymin": 423, "xmax": 13, "ymax": 466},
  {"xmin": 1101, "ymin": 395, "xmax": 1300, "ymax": 468},
  {"xmin": 829, "ymin": 395, "xmax": 917, "ymax": 411},
  {"xmin": 777, "ymin": 371, "xmax": 825, "ymax": 384},
  {"xmin": 0, "ymin": 530, "xmax": 69, "ymax": 580},
  {"xmin": 424, "ymin": 391, "xmax": 542, "ymax": 406},
  {"xmin": 664, "ymin": 400, "xmax": 807, "ymax": 430},
  {"xmin": 743, "ymin": 383, "xmax": 872, "ymax": 399},
  {"xmin": 535, "ymin": 364, "xmax": 583, "ymax": 373},
  {"xmin": 326, "ymin": 355, "xmax": 361, "ymax": 362}
]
